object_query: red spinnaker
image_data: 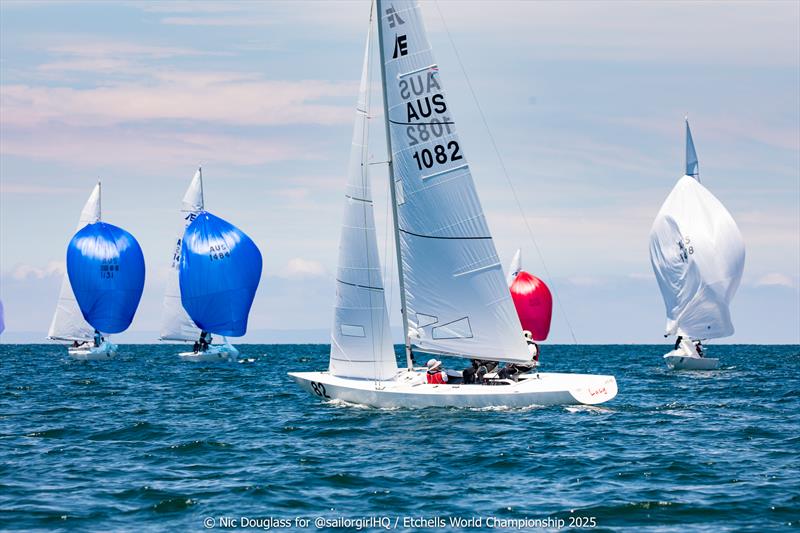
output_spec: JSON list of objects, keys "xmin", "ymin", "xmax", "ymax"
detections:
[{"xmin": 510, "ymin": 271, "xmax": 553, "ymax": 341}]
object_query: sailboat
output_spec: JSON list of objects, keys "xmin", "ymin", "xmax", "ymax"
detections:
[
  {"xmin": 507, "ymin": 249, "xmax": 552, "ymax": 357},
  {"xmin": 48, "ymin": 184, "xmax": 113, "ymax": 359},
  {"xmin": 176, "ymin": 187, "xmax": 262, "ymax": 362},
  {"xmin": 289, "ymin": 1, "xmax": 617, "ymax": 407},
  {"xmin": 649, "ymin": 119, "xmax": 745, "ymax": 370},
  {"xmin": 158, "ymin": 168, "xmax": 234, "ymax": 361},
  {"xmin": 62, "ymin": 182, "xmax": 146, "ymax": 359}
]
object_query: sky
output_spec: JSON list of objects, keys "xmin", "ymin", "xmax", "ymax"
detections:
[{"xmin": 1, "ymin": 1, "xmax": 798, "ymax": 344}]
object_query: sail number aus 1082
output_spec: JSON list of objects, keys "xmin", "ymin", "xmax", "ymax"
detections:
[{"xmin": 412, "ymin": 141, "xmax": 462, "ymax": 170}]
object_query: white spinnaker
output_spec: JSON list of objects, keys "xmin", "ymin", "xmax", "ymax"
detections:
[
  {"xmin": 649, "ymin": 175, "xmax": 745, "ymax": 340},
  {"xmin": 507, "ymin": 249, "xmax": 522, "ymax": 286},
  {"xmin": 378, "ymin": 0, "xmax": 529, "ymax": 363},
  {"xmin": 159, "ymin": 169, "xmax": 204, "ymax": 342},
  {"xmin": 47, "ymin": 184, "xmax": 101, "ymax": 342},
  {"xmin": 330, "ymin": 25, "xmax": 398, "ymax": 380}
]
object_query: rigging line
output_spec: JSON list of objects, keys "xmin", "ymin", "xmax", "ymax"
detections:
[{"xmin": 433, "ymin": 0, "xmax": 578, "ymax": 345}]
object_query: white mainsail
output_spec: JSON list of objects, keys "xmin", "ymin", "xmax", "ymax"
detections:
[
  {"xmin": 330, "ymin": 24, "xmax": 398, "ymax": 380},
  {"xmin": 649, "ymin": 121, "xmax": 745, "ymax": 340},
  {"xmin": 377, "ymin": 0, "xmax": 529, "ymax": 363},
  {"xmin": 685, "ymin": 118, "xmax": 699, "ymax": 179},
  {"xmin": 47, "ymin": 183, "xmax": 101, "ymax": 342},
  {"xmin": 159, "ymin": 168, "xmax": 204, "ymax": 342}
]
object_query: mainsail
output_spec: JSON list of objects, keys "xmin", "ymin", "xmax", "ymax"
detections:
[
  {"xmin": 329, "ymin": 23, "xmax": 398, "ymax": 380},
  {"xmin": 377, "ymin": 0, "xmax": 529, "ymax": 362},
  {"xmin": 48, "ymin": 184, "xmax": 101, "ymax": 342},
  {"xmin": 685, "ymin": 118, "xmax": 699, "ymax": 179},
  {"xmin": 179, "ymin": 212, "xmax": 262, "ymax": 337},
  {"xmin": 67, "ymin": 221, "xmax": 146, "ymax": 334},
  {"xmin": 159, "ymin": 168, "xmax": 204, "ymax": 341},
  {"xmin": 649, "ymin": 122, "xmax": 744, "ymax": 340}
]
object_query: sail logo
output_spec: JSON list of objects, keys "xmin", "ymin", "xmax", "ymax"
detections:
[
  {"xmin": 393, "ymin": 34, "xmax": 408, "ymax": 58},
  {"xmin": 385, "ymin": 5, "xmax": 405, "ymax": 28},
  {"xmin": 208, "ymin": 243, "xmax": 231, "ymax": 261}
]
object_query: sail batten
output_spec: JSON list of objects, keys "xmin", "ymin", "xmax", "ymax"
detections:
[{"xmin": 377, "ymin": 0, "xmax": 529, "ymax": 363}]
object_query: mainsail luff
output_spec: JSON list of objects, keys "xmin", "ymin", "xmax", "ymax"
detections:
[
  {"xmin": 159, "ymin": 168, "xmax": 204, "ymax": 341},
  {"xmin": 47, "ymin": 183, "xmax": 101, "ymax": 342},
  {"xmin": 376, "ymin": 0, "xmax": 529, "ymax": 363},
  {"xmin": 329, "ymin": 18, "xmax": 398, "ymax": 380}
]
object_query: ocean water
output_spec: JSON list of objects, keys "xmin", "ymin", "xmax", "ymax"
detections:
[{"xmin": 0, "ymin": 344, "xmax": 798, "ymax": 532}]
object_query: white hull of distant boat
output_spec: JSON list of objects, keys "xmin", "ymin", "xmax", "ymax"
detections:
[
  {"xmin": 68, "ymin": 341, "xmax": 118, "ymax": 360},
  {"xmin": 289, "ymin": 370, "xmax": 617, "ymax": 408},
  {"xmin": 663, "ymin": 351, "xmax": 719, "ymax": 370},
  {"xmin": 178, "ymin": 344, "xmax": 239, "ymax": 362}
]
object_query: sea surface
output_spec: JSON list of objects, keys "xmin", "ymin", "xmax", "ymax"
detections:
[{"xmin": 0, "ymin": 344, "xmax": 798, "ymax": 532}]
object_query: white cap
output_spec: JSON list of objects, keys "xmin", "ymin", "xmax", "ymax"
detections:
[
  {"xmin": 426, "ymin": 358, "xmax": 442, "ymax": 370},
  {"xmin": 523, "ymin": 330, "xmax": 533, "ymax": 340}
]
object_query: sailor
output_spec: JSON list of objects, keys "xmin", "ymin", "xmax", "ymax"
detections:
[
  {"xmin": 192, "ymin": 340, "xmax": 200, "ymax": 353},
  {"xmin": 673, "ymin": 335, "xmax": 683, "ymax": 351},
  {"xmin": 695, "ymin": 341, "xmax": 704, "ymax": 357},
  {"xmin": 462, "ymin": 359, "xmax": 498, "ymax": 384},
  {"xmin": 426, "ymin": 359, "xmax": 448, "ymax": 384},
  {"xmin": 524, "ymin": 330, "xmax": 540, "ymax": 364},
  {"xmin": 198, "ymin": 331, "xmax": 208, "ymax": 352},
  {"xmin": 93, "ymin": 329, "xmax": 102, "ymax": 348}
]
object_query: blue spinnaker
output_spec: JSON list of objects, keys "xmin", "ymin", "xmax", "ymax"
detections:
[
  {"xmin": 179, "ymin": 211, "xmax": 262, "ymax": 337},
  {"xmin": 66, "ymin": 222, "xmax": 146, "ymax": 333}
]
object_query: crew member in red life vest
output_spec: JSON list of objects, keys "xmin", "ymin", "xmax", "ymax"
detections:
[{"xmin": 426, "ymin": 359, "xmax": 448, "ymax": 385}]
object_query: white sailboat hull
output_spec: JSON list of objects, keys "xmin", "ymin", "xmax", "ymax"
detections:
[
  {"xmin": 664, "ymin": 352, "xmax": 719, "ymax": 370},
  {"xmin": 178, "ymin": 344, "xmax": 239, "ymax": 362},
  {"xmin": 288, "ymin": 370, "xmax": 617, "ymax": 408},
  {"xmin": 68, "ymin": 341, "xmax": 117, "ymax": 360}
]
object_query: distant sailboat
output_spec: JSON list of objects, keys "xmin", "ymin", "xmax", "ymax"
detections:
[
  {"xmin": 63, "ymin": 182, "xmax": 146, "ymax": 359},
  {"xmin": 158, "ymin": 168, "xmax": 216, "ymax": 359},
  {"xmin": 649, "ymin": 119, "xmax": 745, "ymax": 370},
  {"xmin": 507, "ymin": 249, "xmax": 552, "ymax": 358},
  {"xmin": 48, "ymin": 184, "xmax": 109, "ymax": 358},
  {"xmin": 176, "ymin": 187, "xmax": 262, "ymax": 362},
  {"xmin": 289, "ymin": 1, "xmax": 617, "ymax": 407}
]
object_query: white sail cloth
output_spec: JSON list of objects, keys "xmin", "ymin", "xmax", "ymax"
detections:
[
  {"xmin": 48, "ymin": 184, "xmax": 101, "ymax": 341},
  {"xmin": 378, "ymin": 0, "xmax": 529, "ymax": 363},
  {"xmin": 159, "ymin": 169, "xmax": 204, "ymax": 342},
  {"xmin": 507, "ymin": 249, "xmax": 522, "ymax": 286},
  {"xmin": 330, "ymin": 28, "xmax": 398, "ymax": 381},
  {"xmin": 649, "ymin": 175, "xmax": 745, "ymax": 340}
]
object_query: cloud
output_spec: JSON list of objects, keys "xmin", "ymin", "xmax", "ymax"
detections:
[
  {"xmin": 8, "ymin": 261, "xmax": 65, "ymax": 280},
  {"xmin": 278, "ymin": 258, "xmax": 327, "ymax": 280},
  {"xmin": 1, "ymin": 77, "xmax": 354, "ymax": 129},
  {"xmin": 0, "ymin": 183, "xmax": 81, "ymax": 195},
  {"xmin": 754, "ymin": 273, "xmax": 796, "ymax": 289}
]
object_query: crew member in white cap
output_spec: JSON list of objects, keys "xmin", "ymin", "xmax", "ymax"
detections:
[{"xmin": 426, "ymin": 359, "xmax": 448, "ymax": 385}]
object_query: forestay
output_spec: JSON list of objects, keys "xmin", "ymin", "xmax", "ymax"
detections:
[
  {"xmin": 649, "ymin": 176, "xmax": 745, "ymax": 340},
  {"xmin": 330, "ymin": 26, "xmax": 398, "ymax": 381},
  {"xmin": 67, "ymin": 221, "xmax": 146, "ymax": 334},
  {"xmin": 48, "ymin": 184, "xmax": 101, "ymax": 342},
  {"xmin": 179, "ymin": 212, "xmax": 262, "ymax": 337},
  {"xmin": 377, "ymin": 0, "xmax": 529, "ymax": 362},
  {"xmin": 159, "ymin": 169, "xmax": 204, "ymax": 342}
]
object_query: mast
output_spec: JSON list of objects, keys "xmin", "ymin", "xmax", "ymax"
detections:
[
  {"xmin": 375, "ymin": 0, "xmax": 413, "ymax": 370},
  {"xmin": 97, "ymin": 180, "xmax": 102, "ymax": 221},
  {"xmin": 198, "ymin": 166, "xmax": 205, "ymax": 208}
]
